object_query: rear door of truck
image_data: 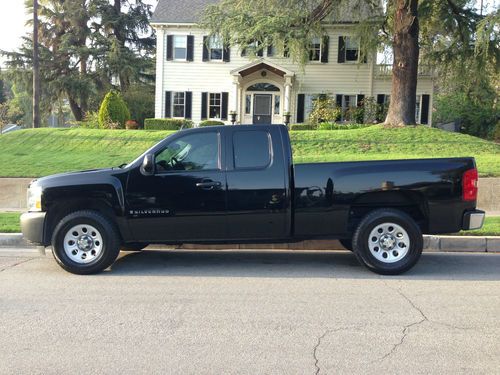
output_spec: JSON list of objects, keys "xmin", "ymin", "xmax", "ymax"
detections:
[{"xmin": 224, "ymin": 125, "xmax": 292, "ymax": 240}]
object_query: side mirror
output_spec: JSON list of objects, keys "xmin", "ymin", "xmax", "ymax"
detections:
[{"xmin": 140, "ymin": 153, "xmax": 155, "ymax": 176}]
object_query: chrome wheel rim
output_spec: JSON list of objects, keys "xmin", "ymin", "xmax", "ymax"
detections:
[
  {"xmin": 63, "ymin": 224, "xmax": 103, "ymax": 264},
  {"xmin": 368, "ymin": 222, "xmax": 410, "ymax": 263}
]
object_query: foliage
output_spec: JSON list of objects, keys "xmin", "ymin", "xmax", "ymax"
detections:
[
  {"xmin": 308, "ymin": 94, "xmax": 341, "ymax": 124},
  {"xmin": 0, "ymin": 126, "xmax": 499, "ymax": 177},
  {"xmin": 122, "ymin": 85, "xmax": 155, "ymax": 126},
  {"xmin": 290, "ymin": 124, "xmax": 317, "ymax": 130},
  {"xmin": 317, "ymin": 123, "xmax": 373, "ymax": 130},
  {"xmin": 199, "ymin": 120, "xmax": 225, "ymax": 127},
  {"xmin": 98, "ymin": 91, "xmax": 130, "ymax": 129},
  {"xmin": 493, "ymin": 122, "xmax": 500, "ymax": 143},
  {"xmin": 78, "ymin": 111, "xmax": 100, "ymax": 129},
  {"xmin": 126, "ymin": 120, "xmax": 140, "ymax": 130},
  {"xmin": 144, "ymin": 118, "xmax": 193, "ymax": 130},
  {"xmin": 434, "ymin": 93, "xmax": 498, "ymax": 139}
]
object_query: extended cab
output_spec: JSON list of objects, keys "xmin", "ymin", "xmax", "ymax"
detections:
[{"xmin": 21, "ymin": 125, "xmax": 485, "ymax": 275}]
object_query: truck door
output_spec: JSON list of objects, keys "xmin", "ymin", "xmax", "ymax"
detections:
[
  {"xmin": 126, "ymin": 129, "xmax": 227, "ymax": 241},
  {"xmin": 225, "ymin": 126, "xmax": 291, "ymax": 240}
]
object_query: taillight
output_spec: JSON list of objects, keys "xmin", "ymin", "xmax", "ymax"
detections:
[{"xmin": 462, "ymin": 168, "xmax": 478, "ymax": 201}]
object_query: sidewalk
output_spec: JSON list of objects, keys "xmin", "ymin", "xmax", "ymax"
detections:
[{"xmin": 1, "ymin": 233, "xmax": 499, "ymax": 252}]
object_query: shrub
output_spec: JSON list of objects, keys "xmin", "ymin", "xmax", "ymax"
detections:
[
  {"xmin": 78, "ymin": 111, "xmax": 100, "ymax": 129},
  {"xmin": 290, "ymin": 124, "xmax": 317, "ymax": 130},
  {"xmin": 98, "ymin": 90, "xmax": 130, "ymax": 129},
  {"xmin": 493, "ymin": 122, "xmax": 500, "ymax": 142},
  {"xmin": 122, "ymin": 85, "xmax": 155, "ymax": 127},
  {"xmin": 126, "ymin": 120, "xmax": 140, "ymax": 130},
  {"xmin": 318, "ymin": 123, "xmax": 373, "ymax": 130},
  {"xmin": 199, "ymin": 120, "xmax": 225, "ymax": 127},
  {"xmin": 308, "ymin": 94, "xmax": 341, "ymax": 124},
  {"xmin": 144, "ymin": 118, "xmax": 193, "ymax": 130}
]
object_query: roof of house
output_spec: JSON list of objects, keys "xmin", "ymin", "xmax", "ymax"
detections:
[
  {"xmin": 151, "ymin": 0, "xmax": 219, "ymax": 24},
  {"xmin": 151, "ymin": 0, "xmax": 381, "ymax": 24}
]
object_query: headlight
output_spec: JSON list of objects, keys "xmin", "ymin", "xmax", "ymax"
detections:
[{"xmin": 27, "ymin": 185, "xmax": 42, "ymax": 212}]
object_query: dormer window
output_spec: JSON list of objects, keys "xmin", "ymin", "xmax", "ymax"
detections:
[
  {"xmin": 209, "ymin": 35, "xmax": 223, "ymax": 61},
  {"xmin": 174, "ymin": 36, "xmax": 187, "ymax": 60},
  {"xmin": 345, "ymin": 37, "xmax": 359, "ymax": 62},
  {"xmin": 310, "ymin": 37, "xmax": 321, "ymax": 61}
]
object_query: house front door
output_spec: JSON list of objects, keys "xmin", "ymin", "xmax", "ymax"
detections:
[{"xmin": 253, "ymin": 94, "xmax": 272, "ymax": 124}]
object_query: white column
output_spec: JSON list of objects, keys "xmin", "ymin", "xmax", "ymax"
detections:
[
  {"xmin": 154, "ymin": 28, "xmax": 165, "ymax": 119},
  {"xmin": 284, "ymin": 84, "xmax": 291, "ymax": 113},
  {"xmin": 232, "ymin": 75, "xmax": 241, "ymax": 124}
]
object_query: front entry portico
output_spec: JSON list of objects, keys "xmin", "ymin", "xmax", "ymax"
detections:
[{"xmin": 231, "ymin": 60, "xmax": 295, "ymax": 125}]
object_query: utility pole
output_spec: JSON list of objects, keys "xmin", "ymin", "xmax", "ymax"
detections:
[{"xmin": 32, "ymin": 0, "xmax": 40, "ymax": 128}]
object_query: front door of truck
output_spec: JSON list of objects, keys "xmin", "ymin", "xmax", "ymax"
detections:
[{"xmin": 126, "ymin": 130, "xmax": 227, "ymax": 242}]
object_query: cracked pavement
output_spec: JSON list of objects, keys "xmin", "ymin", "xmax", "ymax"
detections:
[{"xmin": 0, "ymin": 248, "xmax": 499, "ymax": 374}]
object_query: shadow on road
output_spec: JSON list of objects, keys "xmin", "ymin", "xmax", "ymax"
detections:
[{"xmin": 106, "ymin": 250, "xmax": 500, "ymax": 281}]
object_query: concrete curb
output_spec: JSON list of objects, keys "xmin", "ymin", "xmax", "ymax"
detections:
[{"xmin": 1, "ymin": 233, "xmax": 499, "ymax": 253}]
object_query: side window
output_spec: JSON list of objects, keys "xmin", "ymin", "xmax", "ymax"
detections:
[
  {"xmin": 155, "ymin": 132, "xmax": 219, "ymax": 172},
  {"xmin": 233, "ymin": 130, "xmax": 271, "ymax": 169}
]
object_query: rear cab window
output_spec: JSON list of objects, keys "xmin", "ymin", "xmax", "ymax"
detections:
[{"xmin": 233, "ymin": 130, "xmax": 272, "ymax": 169}]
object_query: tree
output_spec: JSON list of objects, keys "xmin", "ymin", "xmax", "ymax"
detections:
[
  {"xmin": 201, "ymin": 0, "xmax": 499, "ymax": 126},
  {"xmin": 32, "ymin": 0, "xmax": 40, "ymax": 128},
  {"xmin": 98, "ymin": 90, "xmax": 130, "ymax": 128}
]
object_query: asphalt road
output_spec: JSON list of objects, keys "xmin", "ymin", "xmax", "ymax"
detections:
[{"xmin": 0, "ymin": 248, "xmax": 499, "ymax": 375}]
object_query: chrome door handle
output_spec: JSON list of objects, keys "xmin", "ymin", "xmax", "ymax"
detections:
[{"xmin": 196, "ymin": 181, "xmax": 221, "ymax": 190}]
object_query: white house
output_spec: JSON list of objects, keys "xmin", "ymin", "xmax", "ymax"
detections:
[{"xmin": 151, "ymin": 0, "xmax": 435, "ymax": 125}]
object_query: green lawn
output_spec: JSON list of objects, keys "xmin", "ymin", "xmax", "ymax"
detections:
[
  {"xmin": 0, "ymin": 212, "xmax": 498, "ymax": 235},
  {"xmin": 0, "ymin": 125, "xmax": 499, "ymax": 177}
]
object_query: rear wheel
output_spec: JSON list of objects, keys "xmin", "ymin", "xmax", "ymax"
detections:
[
  {"xmin": 51, "ymin": 210, "xmax": 121, "ymax": 275},
  {"xmin": 352, "ymin": 209, "xmax": 423, "ymax": 275}
]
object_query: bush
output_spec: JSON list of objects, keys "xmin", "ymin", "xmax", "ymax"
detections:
[
  {"xmin": 98, "ymin": 90, "xmax": 130, "ymax": 129},
  {"xmin": 308, "ymin": 94, "xmax": 341, "ymax": 124},
  {"xmin": 126, "ymin": 120, "xmax": 140, "ymax": 130},
  {"xmin": 199, "ymin": 120, "xmax": 225, "ymax": 127},
  {"xmin": 78, "ymin": 111, "xmax": 100, "ymax": 129},
  {"xmin": 122, "ymin": 85, "xmax": 155, "ymax": 127},
  {"xmin": 318, "ymin": 123, "xmax": 373, "ymax": 130},
  {"xmin": 290, "ymin": 124, "xmax": 317, "ymax": 130},
  {"xmin": 144, "ymin": 118, "xmax": 193, "ymax": 130}
]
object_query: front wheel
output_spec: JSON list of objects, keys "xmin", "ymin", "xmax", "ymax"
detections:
[
  {"xmin": 51, "ymin": 210, "xmax": 121, "ymax": 275},
  {"xmin": 352, "ymin": 209, "xmax": 423, "ymax": 275}
]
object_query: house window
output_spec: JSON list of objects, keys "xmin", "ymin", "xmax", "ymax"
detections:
[
  {"xmin": 343, "ymin": 95, "xmax": 357, "ymax": 110},
  {"xmin": 415, "ymin": 95, "xmax": 421, "ymax": 123},
  {"xmin": 245, "ymin": 95, "xmax": 251, "ymax": 114},
  {"xmin": 304, "ymin": 94, "xmax": 316, "ymax": 120},
  {"xmin": 174, "ymin": 36, "xmax": 187, "ymax": 60},
  {"xmin": 274, "ymin": 95, "xmax": 281, "ymax": 115},
  {"xmin": 209, "ymin": 93, "xmax": 222, "ymax": 119},
  {"xmin": 310, "ymin": 37, "xmax": 321, "ymax": 61},
  {"xmin": 242, "ymin": 40, "xmax": 263, "ymax": 57},
  {"xmin": 209, "ymin": 35, "xmax": 223, "ymax": 61},
  {"xmin": 345, "ymin": 37, "xmax": 359, "ymax": 62},
  {"xmin": 172, "ymin": 92, "xmax": 185, "ymax": 117}
]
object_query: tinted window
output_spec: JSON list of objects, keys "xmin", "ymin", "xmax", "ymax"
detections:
[
  {"xmin": 156, "ymin": 132, "xmax": 219, "ymax": 172},
  {"xmin": 233, "ymin": 130, "xmax": 271, "ymax": 169}
]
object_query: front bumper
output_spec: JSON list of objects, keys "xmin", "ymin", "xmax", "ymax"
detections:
[
  {"xmin": 20, "ymin": 212, "xmax": 46, "ymax": 245},
  {"xmin": 462, "ymin": 210, "xmax": 485, "ymax": 230}
]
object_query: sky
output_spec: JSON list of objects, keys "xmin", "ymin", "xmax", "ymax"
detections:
[{"xmin": 0, "ymin": 0, "xmax": 496, "ymax": 67}]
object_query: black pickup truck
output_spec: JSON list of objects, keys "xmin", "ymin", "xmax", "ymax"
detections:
[{"xmin": 21, "ymin": 125, "xmax": 484, "ymax": 275}]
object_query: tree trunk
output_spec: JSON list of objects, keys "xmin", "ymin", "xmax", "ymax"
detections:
[
  {"xmin": 384, "ymin": 0, "xmax": 419, "ymax": 126},
  {"xmin": 68, "ymin": 96, "xmax": 84, "ymax": 121},
  {"xmin": 32, "ymin": 0, "xmax": 41, "ymax": 128}
]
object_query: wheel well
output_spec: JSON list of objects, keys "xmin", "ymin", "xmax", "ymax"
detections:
[
  {"xmin": 44, "ymin": 198, "xmax": 119, "ymax": 245},
  {"xmin": 347, "ymin": 192, "xmax": 429, "ymax": 234}
]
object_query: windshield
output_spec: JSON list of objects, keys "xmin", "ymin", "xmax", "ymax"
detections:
[{"xmin": 123, "ymin": 133, "xmax": 176, "ymax": 169}]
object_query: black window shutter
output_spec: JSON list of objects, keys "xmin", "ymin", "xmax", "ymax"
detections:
[
  {"xmin": 267, "ymin": 45, "xmax": 274, "ymax": 57},
  {"xmin": 166, "ymin": 35, "xmax": 173, "ymax": 61},
  {"xmin": 357, "ymin": 94, "xmax": 365, "ymax": 107},
  {"xmin": 335, "ymin": 94, "xmax": 342, "ymax": 121},
  {"xmin": 186, "ymin": 35, "xmax": 194, "ymax": 61},
  {"xmin": 185, "ymin": 92, "xmax": 192, "ymax": 119},
  {"xmin": 337, "ymin": 36, "xmax": 345, "ymax": 63},
  {"xmin": 296, "ymin": 94, "xmax": 305, "ymax": 123},
  {"xmin": 361, "ymin": 51, "xmax": 368, "ymax": 63},
  {"xmin": 421, "ymin": 94, "xmax": 430, "ymax": 124},
  {"xmin": 257, "ymin": 41, "xmax": 264, "ymax": 57},
  {"xmin": 241, "ymin": 47, "xmax": 247, "ymax": 57},
  {"xmin": 376, "ymin": 94, "xmax": 385, "ymax": 122},
  {"xmin": 221, "ymin": 92, "xmax": 229, "ymax": 120},
  {"xmin": 223, "ymin": 44, "xmax": 231, "ymax": 62},
  {"xmin": 376, "ymin": 94, "xmax": 385, "ymax": 105},
  {"xmin": 201, "ymin": 92, "xmax": 208, "ymax": 120},
  {"xmin": 165, "ymin": 91, "xmax": 172, "ymax": 118},
  {"xmin": 321, "ymin": 36, "xmax": 329, "ymax": 63},
  {"xmin": 202, "ymin": 36, "xmax": 209, "ymax": 62}
]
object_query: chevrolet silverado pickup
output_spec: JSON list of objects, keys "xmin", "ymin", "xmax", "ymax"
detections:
[{"xmin": 21, "ymin": 125, "xmax": 485, "ymax": 275}]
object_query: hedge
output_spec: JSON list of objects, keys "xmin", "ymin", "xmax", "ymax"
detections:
[
  {"xmin": 290, "ymin": 124, "xmax": 317, "ymax": 131},
  {"xmin": 144, "ymin": 118, "xmax": 193, "ymax": 130},
  {"xmin": 317, "ymin": 123, "xmax": 374, "ymax": 130},
  {"xmin": 199, "ymin": 120, "xmax": 225, "ymax": 127}
]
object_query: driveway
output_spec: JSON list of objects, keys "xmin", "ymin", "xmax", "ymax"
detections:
[{"xmin": 0, "ymin": 248, "xmax": 499, "ymax": 374}]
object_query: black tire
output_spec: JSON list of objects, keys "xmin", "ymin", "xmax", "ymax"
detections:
[
  {"xmin": 339, "ymin": 238, "xmax": 353, "ymax": 251},
  {"xmin": 51, "ymin": 210, "xmax": 121, "ymax": 275},
  {"xmin": 352, "ymin": 209, "xmax": 423, "ymax": 275},
  {"xmin": 121, "ymin": 243, "xmax": 148, "ymax": 252}
]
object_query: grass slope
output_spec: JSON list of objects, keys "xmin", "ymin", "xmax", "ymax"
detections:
[
  {"xmin": 0, "ymin": 125, "xmax": 498, "ymax": 177},
  {"xmin": 1, "ymin": 213, "xmax": 498, "ymax": 235}
]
